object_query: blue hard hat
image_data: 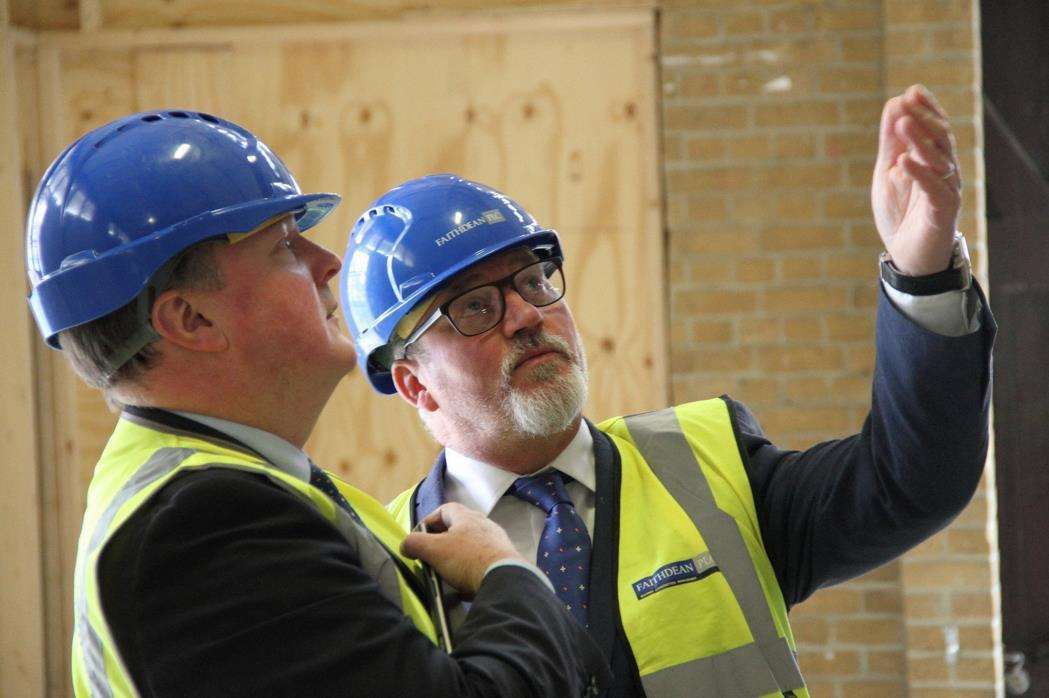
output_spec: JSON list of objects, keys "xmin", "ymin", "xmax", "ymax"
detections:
[
  {"xmin": 26, "ymin": 110, "xmax": 341, "ymax": 349},
  {"xmin": 341, "ymin": 174, "xmax": 562, "ymax": 394}
]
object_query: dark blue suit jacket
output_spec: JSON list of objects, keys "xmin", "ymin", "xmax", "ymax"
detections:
[{"xmin": 403, "ymin": 284, "xmax": 996, "ymax": 696}]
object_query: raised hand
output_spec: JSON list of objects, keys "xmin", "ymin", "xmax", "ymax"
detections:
[{"xmin": 871, "ymin": 84, "xmax": 962, "ymax": 276}]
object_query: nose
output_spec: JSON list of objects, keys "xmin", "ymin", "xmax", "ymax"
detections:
[
  {"xmin": 500, "ymin": 286, "xmax": 543, "ymax": 337},
  {"xmin": 303, "ymin": 237, "xmax": 342, "ymax": 286}
]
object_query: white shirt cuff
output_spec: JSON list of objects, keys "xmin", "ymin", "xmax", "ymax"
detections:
[
  {"xmin": 484, "ymin": 558, "xmax": 555, "ymax": 592},
  {"xmin": 881, "ymin": 280, "xmax": 982, "ymax": 337}
]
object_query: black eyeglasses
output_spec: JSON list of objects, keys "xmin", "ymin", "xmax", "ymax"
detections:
[{"xmin": 397, "ymin": 257, "xmax": 566, "ymax": 357}]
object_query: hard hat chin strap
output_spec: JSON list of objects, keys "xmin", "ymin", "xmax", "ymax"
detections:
[{"xmin": 101, "ymin": 255, "xmax": 182, "ymax": 380}]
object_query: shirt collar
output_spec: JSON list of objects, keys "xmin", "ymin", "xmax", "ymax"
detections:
[
  {"xmin": 444, "ymin": 420, "xmax": 595, "ymax": 516},
  {"xmin": 170, "ymin": 410, "xmax": 312, "ymax": 483}
]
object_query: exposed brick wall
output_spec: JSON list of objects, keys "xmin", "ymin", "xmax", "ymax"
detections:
[{"xmin": 661, "ymin": 0, "xmax": 998, "ymax": 695}]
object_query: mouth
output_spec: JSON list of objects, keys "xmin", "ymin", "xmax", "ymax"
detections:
[{"xmin": 514, "ymin": 348, "xmax": 564, "ymax": 370}]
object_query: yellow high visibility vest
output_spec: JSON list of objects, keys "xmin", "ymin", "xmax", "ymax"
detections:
[
  {"xmin": 73, "ymin": 414, "xmax": 436, "ymax": 698},
  {"xmin": 390, "ymin": 398, "xmax": 808, "ymax": 697}
]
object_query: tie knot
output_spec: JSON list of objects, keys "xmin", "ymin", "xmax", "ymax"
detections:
[{"xmin": 509, "ymin": 470, "xmax": 573, "ymax": 513}]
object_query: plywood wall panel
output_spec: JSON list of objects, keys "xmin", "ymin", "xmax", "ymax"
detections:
[
  {"xmin": 29, "ymin": 13, "xmax": 661, "ymax": 506},
  {"xmin": 0, "ymin": 28, "xmax": 46, "ymax": 698}
]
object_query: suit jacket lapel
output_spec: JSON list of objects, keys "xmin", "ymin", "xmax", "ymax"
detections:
[{"xmin": 410, "ymin": 451, "xmax": 449, "ymax": 528}]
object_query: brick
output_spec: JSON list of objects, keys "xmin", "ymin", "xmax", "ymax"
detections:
[
  {"xmin": 770, "ymin": 7, "xmax": 813, "ymax": 33},
  {"xmin": 851, "ymin": 283, "xmax": 879, "ymax": 309},
  {"xmin": 821, "ymin": 311, "xmax": 865, "ymax": 340},
  {"xmin": 736, "ymin": 257, "xmax": 775, "ymax": 283},
  {"xmin": 868, "ymin": 649, "xmax": 906, "ymax": 676},
  {"xmin": 683, "ymin": 134, "xmax": 725, "ymax": 160},
  {"xmin": 848, "ymin": 159, "xmax": 875, "ymax": 186},
  {"xmin": 723, "ymin": 10, "xmax": 764, "ymax": 36},
  {"xmin": 908, "ymin": 529, "xmax": 947, "ymax": 557},
  {"xmin": 820, "ymin": 66, "xmax": 881, "ymax": 93},
  {"xmin": 798, "ymin": 649, "xmax": 861, "ymax": 677},
  {"xmin": 670, "ymin": 320, "xmax": 691, "ymax": 347},
  {"xmin": 841, "ymin": 35, "xmax": 882, "ymax": 62},
  {"xmin": 954, "ymin": 655, "xmax": 996, "ymax": 682},
  {"xmin": 784, "ymin": 317, "xmax": 823, "ymax": 342},
  {"xmin": 760, "ymin": 406, "xmax": 856, "ymax": 435},
  {"xmin": 791, "ymin": 616, "xmax": 829, "ymax": 645},
  {"xmin": 738, "ymin": 317, "xmax": 781, "ymax": 344},
  {"xmin": 732, "ymin": 193, "xmax": 776, "ymax": 223},
  {"xmin": 666, "ymin": 194, "xmax": 690, "ymax": 231},
  {"xmin": 766, "ymin": 286, "xmax": 849, "ymax": 313},
  {"xmin": 827, "ymin": 250, "xmax": 875, "ymax": 278},
  {"xmin": 684, "ymin": 194, "xmax": 729, "ymax": 221},
  {"xmin": 958, "ymin": 623, "xmax": 996, "ymax": 651},
  {"xmin": 692, "ymin": 257, "xmax": 735, "ymax": 283},
  {"xmin": 781, "ymin": 377, "xmax": 830, "ymax": 401},
  {"xmin": 735, "ymin": 377, "xmax": 778, "ymax": 405},
  {"xmin": 761, "ymin": 163, "xmax": 843, "ymax": 189},
  {"xmin": 755, "ymin": 100, "xmax": 841, "ymax": 127},
  {"xmin": 949, "ymin": 592, "xmax": 993, "ymax": 619},
  {"xmin": 780, "ymin": 256, "xmax": 826, "ymax": 281},
  {"xmin": 885, "ymin": 0, "xmax": 973, "ymax": 25},
  {"xmin": 672, "ymin": 375, "xmax": 735, "ymax": 402},
  {"xmin": 885, "ymin": 28, "xmax": 928, "ymax": 57},
  {"xmin": 906, "ymin": 625, "xmax": 946, "ymax": 651},
  {"xmin": 762, "ymin": 225, "xmax": 842, "ymax": 250},
  {"xmin": 902, "ymin": 561, "xmax": 992, "ymax": 590},
  {"xmin": 931, "ymin": 25, "xmax": 976, "ymax": 53},
  {"xmin": 675, "ymin": 288, "xmax": 758, "ymax": 315},
  {"xmin": 674, "ymin": 227, "xmax": 758, "ymax": 254},
  {"xmin": 775, "ymin": 193, "xmax": 819, "ymax": 219},
  {"xmin": 908, "ymin": 689, "xmax": 995, "ymax": 698},
  {"xmin": 845, "ymin": 344, "xmax": 875, "ymax": 372},
  {"xmin": 671, "ymin": 346, "xmax": 754, "ymax": 373},
  {"xmin": 665, "ymin": 104, "xmax": 749, "ymax": 131},
  {"xmin": 864, "ymin": 591, "xmax": 906, "ymax": 612},
  {"xmin": 946, "ymin": 528, "xmax": 990, "ymax": 555},
  {"xmin": 886, "ymin": 58, "xmax": 975, "ymax": 90},
  {"xmin": 678, "ymin": 72, "xmax": 720, "ymax": 98},
  {"xmin": 836, "ymin": 618, "xmax": 904, "ymax": 646},
  {"xmin": 824, "ymin": 191, "xmax": 870, "ymax": 220},
  {"xmin": 825, "ymin": 131, "xmax": 878, "ymax": 159},
  {"xmin": 844, "ymin": 96, "xmax": 887, "ymax": 124},
  {"xmin": 758, "ymin": 345, "xmax": 843, "ymax": 372},
  {"xmin": 829, "ymin": 375, "xmax": 871, "ymax": 402},
  {"xmin": 817, "ymin": 6, "xmax": 880, "ymax": 31},
  {"xmin": 794, "ymin": 586, "xmax": 862, "ymax": 615},
  {"xmin": 773, "ymin": 132, "xmax": 817, "ymax": 158},
  {"xmin": 667, "ymin": 167, "xmax": 753, "ymax": 193},
  {"xmin": 726, "ymin": 134, "xmax": 771, "ymax": 159},
  {"xmin": 903, "ymin": 591, "xmax": 945, "ymax": 619},
  {"xmin": 662, "ymin": 13, "xmax": 719, "ymax": 39},
  {"xmin": 907, "ymin": 656, "xmax": 950, "ymax": 681},
  {"xmin": 692, "ymin": 319, "xmax": 734, "ymax": 343}
]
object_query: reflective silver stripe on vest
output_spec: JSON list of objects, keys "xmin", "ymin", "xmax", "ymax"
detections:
[
  {"xmin": 75, "ymin": 447, "xmax": 195, "ymax": 698},
  {"xmin": 624, "ymin": 408, "xmax": 805, "ymax": 697}
]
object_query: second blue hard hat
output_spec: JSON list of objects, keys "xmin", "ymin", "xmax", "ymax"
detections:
[{"xmin": 340, "ymin": 174, "xmax": 563, "ymax": 394}]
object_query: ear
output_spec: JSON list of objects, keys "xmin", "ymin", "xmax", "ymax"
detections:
[
  {"xmin": 151, "ymin": 288, "xmax": 228, "ymax": 353},
  {"xmin": 391, "ymin": 360, "xmax": 439, "ymax": 412}
]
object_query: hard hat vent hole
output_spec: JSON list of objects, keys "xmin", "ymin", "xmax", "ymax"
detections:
[
  {"xmin": 383, "ymin": 205, "xmax": 395, "ymax": 214},
  {"xmin": 141, "ymin": 115, "xmax": 162, "ymax": 123},
  {"xmin": 167, "ymin": 111, "xmax": 190, "ymax": 118},
  {"xmin": 197, "ymin": 112, "xmax": 219, "ymax": 124}
]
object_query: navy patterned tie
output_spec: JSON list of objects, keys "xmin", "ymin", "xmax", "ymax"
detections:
[{"xmin": 509, "ymin": 470, "xmax": 592, "ymax": 628}]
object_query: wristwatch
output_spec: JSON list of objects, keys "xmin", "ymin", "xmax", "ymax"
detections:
[{"xmin": 879, "ymin": 232, "xmax": 971, "ymax": 295}]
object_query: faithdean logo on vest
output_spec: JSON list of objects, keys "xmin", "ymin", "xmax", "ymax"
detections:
[{"xmin": 632, "ymin": 552, "xmax": 719, "ymax": 600}]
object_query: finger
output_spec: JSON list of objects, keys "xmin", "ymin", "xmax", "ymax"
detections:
[
  {"xmin": 898, "ymin": 102, "xmax": 955, "ymax": 158},
  {"xmin": 898, "ymin": 152, "xmax": 962, "ymax": 201},
  {"xmin": 896, "ymin": 117, "xmax": 956, "ymax": 175},
  {"xmin": 400, "ymin": 531, "xmax": 430, "ymax": 559},
  {"xmin": 877, "ymin": 94, "xmax": 908, "ymax": 164},
  {"xmin": 909, "ymin": 83, "xmax": 949, "ymax": 121}
]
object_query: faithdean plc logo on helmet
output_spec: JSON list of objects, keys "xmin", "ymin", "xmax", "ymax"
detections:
[{"xmin": 434, "ymin": 209, "xmax": 506, "ymax": 247}]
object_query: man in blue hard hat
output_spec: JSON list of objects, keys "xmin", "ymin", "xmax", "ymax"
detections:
[
  {"xmin": 342, "ymin": 85, "xmax": 995, "ymax": 697},
  {"xmin": 26, "ymin": 111, "xmax": 608, "ymax": 696}
]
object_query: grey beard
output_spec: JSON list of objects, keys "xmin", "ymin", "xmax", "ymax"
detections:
[{"xmin": 498, "ymin": 331, "xmax": 588, "ymax": 436}]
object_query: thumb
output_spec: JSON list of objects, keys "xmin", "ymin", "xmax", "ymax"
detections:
[{"xmin": 400, "ymin": 531, "xmax": 434, "ymax": 560}]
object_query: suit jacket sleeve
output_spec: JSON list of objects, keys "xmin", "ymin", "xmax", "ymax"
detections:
[
  {"xmin": 99, "ymin": 468, "xmax": 608, "ymax": 697},
  {"xmin": 735, "ymin": 283, "xmax": 995, "ymax": 607}
]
